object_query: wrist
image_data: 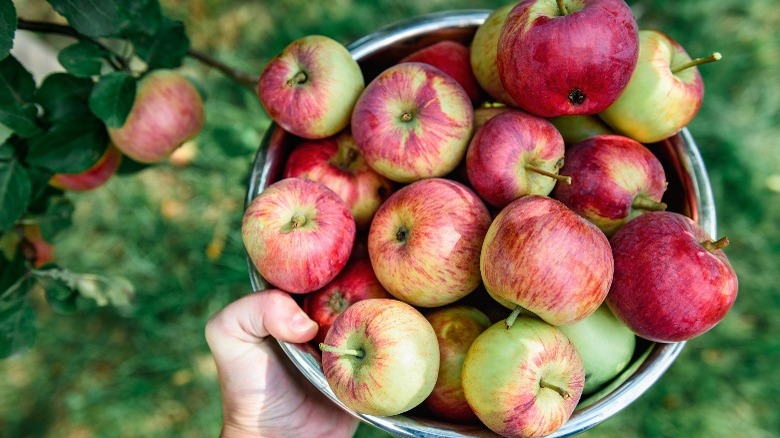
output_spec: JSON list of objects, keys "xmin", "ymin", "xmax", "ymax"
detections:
[{"xmin": 219, "ymin": 423, "xmax": 260, "ymax": 438}]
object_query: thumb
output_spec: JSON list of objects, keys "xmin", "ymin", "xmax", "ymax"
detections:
[{"xmin": 205, "ymin": 289, "xmax": 318, "ymax": 358}]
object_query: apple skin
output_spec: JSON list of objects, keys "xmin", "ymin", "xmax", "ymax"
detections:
[
  {"xmin": 466, "ymin": 109, "xmax": 566, "ymax": 208},
  {"xmin": 242, "ymin": 177, "xmax": 355, "ymax": 293},
  {"xmin": 497, "ymin": 0, "xmax": 639, "ymax": 117},
  {"xmin": 548, "ymin": 114, "xmax": 614, "ymax": 145},
  {"xmin": 50, "ymin": 144, "xmax": 122, "ymax": 191},
  {"xmin": 282, "ymin": 129, "xmax": 394, "ymax": 229},
  {"xmin": 553, "ymin": 134, "xmax": 668, "ymax": 237},
  {"xmin": 558, "ymin": 304, "xmax": 636, "ymax": 394},
  {"xmin": 108, "ymin": 70, "xmax": 205, "ymax": 163},
  {"xmin": 481, "ymin": 195, "xmax": 614, "ymax": 326},
  {"xmin": 320, "ymin": 298, "xmax": 440, "ymax": 417},
  {"xmin": 17, "ymin": 224, "xmax": 55, "ymax": 268},
  {"xmin": 599, "ymin": 30, "xmax": 706, "ymax": 143},
  {"xmin": 473, "ymin": 104, "xmax": 511, "ymax": 130},
  {"xmin": 302, "ymin": 258, "xmax": 392, "ymax": 346},
  {"xmin": 400, "ymin": 40, "xmax": 483, "ymax": 105},
  {"xmin": 469, "ymin": 3, "xmax": 518, "ymax": 106},
  {"xmin": 606, "ymin": 211, "xmax": 738, "ymax": 343},
  {"xmin": 258, "ymin": 35, "xmax": 364, "ymax": 140},
  {"xmin": 351, "ymin": 62, "xmax": 474, "ymax": 183},
  {"xmin": 368, "ymin": 178, "xmax": 492, "ymax": 308},
  {"xmin": 423, "ymin": 305, "xmax": 491, "ymax": 423},
  {"xmin": 462, "ymin": 317, "xmax": 585, "ymax": 438}
]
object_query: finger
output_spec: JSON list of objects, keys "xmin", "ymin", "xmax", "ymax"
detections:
[{"xmin": 205, "ymin": 289, "xmax": 318, "ymax": 356}]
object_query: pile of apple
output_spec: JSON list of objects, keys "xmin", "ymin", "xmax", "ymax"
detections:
[{"xmin": 242, "ymin": 1, "xmax": 738, "ymax": 437}]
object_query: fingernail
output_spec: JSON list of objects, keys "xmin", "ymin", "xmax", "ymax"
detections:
[{"xmin": 291, "ymin": 312, "xmax": 316, "ymax": 333}]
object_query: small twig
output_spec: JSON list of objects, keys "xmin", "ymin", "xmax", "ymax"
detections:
[
  {"xmin": 16, "ymin": 18, "xmax": 132, "ymax": 72},
  {"xmin": 186, "ymin": 49, "xmax": 259, "ymax": 91}
]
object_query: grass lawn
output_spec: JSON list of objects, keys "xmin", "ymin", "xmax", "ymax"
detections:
[{"xmin": 1, "ymin": 0, "xmax": 778, "ymax": 437}]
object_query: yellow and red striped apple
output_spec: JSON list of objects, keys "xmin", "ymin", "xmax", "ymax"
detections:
[
  {"xmin": 553, "ymin": 134, "xmax": 668, "ymax": 236},
  {"xmin": 481, "ymin": 195, "xmax": 613, "ymax": 326},
  {"xmin": 283, "ymin": 129, "xmax": 394, "ymax": 229},
  {"xmin": 109, "ymin": 70, "xmax": 204, "ymax": 163},
  {"xmin": 400, "ymin": 40, "xmax": 482, "ymax": 105},
  {"xmin": 319, "ymin": 298, "xmax": 440, "ymax": 416},
  {"xmin": 258, "ymin": 35, "xmax": 365, "ymax": 140},
  {"xmin": 242, "ymin": 178, "xmax": 355, "ymax": 293},
  {"xmin": 50, "ymin": 144, "xmax": 122, "ymax": 192},
  {"xmin": 351, "ymin": 62, "xmax": 473, "ymax": 183},
  {"xmin": 466, "ymin": 109, "xmax": 568, "ymax": 209},
  {"xmin": 368, "ymin": 178, "xmax": 491, "ymax": 307}
]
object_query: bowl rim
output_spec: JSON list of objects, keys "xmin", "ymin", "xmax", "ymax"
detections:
[{"xmin": 244, "ymin": 9, "xmax": 718, "ymax": 438}]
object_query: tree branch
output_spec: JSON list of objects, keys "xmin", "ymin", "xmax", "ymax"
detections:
[{"xmin": 15, "ymin": 18, "xmax": 259, "ymax": 90}]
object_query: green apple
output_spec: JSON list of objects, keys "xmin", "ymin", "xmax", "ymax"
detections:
[
  {"xmin": 558, "ymin": 304, "xmax": 636, "ymax": 394},
  {"xmin": 548, "ymin": 114, "xmax": 614, "ymax": 145},
  {"xmin": 462, "ymin": 317, "xmax": 584, "ymax": 438},
  {"xmin": 599, "ymin": 29, "xmax": 721, "ymax": 143}
]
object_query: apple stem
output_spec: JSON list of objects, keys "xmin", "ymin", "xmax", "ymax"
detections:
[
  {"xmin": 556, "ymin": 0, "xmax": 569, "ymax": 15},
  {"xmin": 632, "ymin": 195, "xmax": 668, "ymax": 212},
  {"xmin": 671, "ymin": 52, "xmax": 722, "ymax": 74},
  {"xmin": 525, "ymin": 164, "xmax": 572, "ymax": 185},
  {"xmin": 540, "ymin": 379, "xmax": 572, "ymax": 399},
  {"xmin": 335, "ymin": 147, "xmax": 360, "ymax": 171},
  {"xmin": 400, "ymin": 112, "xmax": 413, "ymax": 123},
  {"xmin": 505, "ymin": 306, "xmax": 523, "ymax": 330},
  {"xmin": 286, "ymin": 71, "xmax": 308, "ymax": 87},
  {"xmin": 395, "ymin": 226, "xmax": 409, "ymax": 244},
  {"xmin": 701, "ymin": 236, "xmax": 730, "ymax": 253},
  {"xmin": 318, "ymin": 343, "xmax": 365, "ymax": 358},
  {"xmin": 290, "ymin": 213, "xmax": 307, "ymax": 229}
]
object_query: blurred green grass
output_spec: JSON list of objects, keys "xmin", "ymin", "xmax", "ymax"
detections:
[{"xmin": 1, "ymin": 0, "xmax": 778, "ymax": 437}]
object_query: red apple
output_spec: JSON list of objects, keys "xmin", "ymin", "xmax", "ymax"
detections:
[
  {"xmin": 400, "ymin": 40, "xmax": 482, "ymax": 104},
  {"xmin": 469, "ymin": 3, "xmax": 518, "ymax": 106},
  {"xmin": 423, "ymin": 305, "xmax": 491, "ymax": 423},
  {"xmin": 466, "ymin": 109, "xmax": 568, "ymax": 208},
  {"xmin": 242, "ymin": 178, "xmax": 355, "ymax": 293},
  {"xmin": 302, "ymin": 258, "xmax": 392, "ymax": 345},
  {"xmin": 258, "ymin": 35, "xmax": 365, "ymax": 139},
  {"xmin": 50, "ymin": 144, "xmax": 122, "ymax": 191},
  {"xmin": 462, "ymin": 317, "xmax": 585, "ymax": 438},
  {"xmin": 319, "ymin": 298, "xmax": 440, "ymax": 416},
  {"xmin": 108, "ymin": 70, "xmax": 205, "ymax": 163},
  {"xmin": 599, "ymin": 30, "xmax": 720, "ymax": 143},
  {"xmin": 282, "ymin": 129, "xmax": 394, "ymax": 229},
  {"xmin": 607, "ymin": 211, "xmax": 738, "ymax": 343},
  {"xmin": 351, "ymin": 62, "xmax": 474, "ymax": 183},
  {"xmin": 481, "ymin": 195, "xmax": 613, "ymax": 326},
  {"xmin": 368, "ymin": 178, "xmax": 491, "ymax": 307},
  {"xmin": 553, "ymin": 134, "xmax": 668, "ymax": 236},
  {"xmin": 497, "ymin": 0, "xmax": 639, "ymax": 117},
  {"xmin": 17, "ymin": 224, "xmax": 55, "ymax": 268}
]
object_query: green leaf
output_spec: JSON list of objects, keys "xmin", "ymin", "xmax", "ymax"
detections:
[
  {"xmin": 131, "ymin": 19, "xmax": 190, "ymax": 70},
  {"xmin": 89, "ymin": 72, "xmax": 136, "ymax": 129},
  {"xmin": 0, "ymin": 102, "xmax": 42, "ymax": 137},
  {"xmin": 46, "ymin": 0, "xmax": 163, "ymax": 38},
  {"xmin": 25, "ymin": 166, "xmax": 57, "ymax": 215},
  {"xmin": 26, "ymin": 116, "xmax": 108, "ymax": 174},
  {"xmin": 0, "ymin": 297, "xmax": 36, "ymax": 358},
  {"xmin": 0, "ymin": 0, "xmax": 16, "ymax": 61},
  {"xmin": 0, "ymin": 139, "xmax": 12, "ymax": 160},
  {"xmin": 0, "ymin": 249, "xmax": 27, "ymax": 296},
  {"xmin": 0, "ymin": 121, "xmax": 12, "ymax": 144},
  {"xmin": 0, "ymin": 157, "xmax": 31, "ymax": 230},
  {"xmin": 36, "ymin": 73, "xmax": 94, "ymax": 123},
  {"xmin": 57, "ymin": 40, "xmax": 106, "ymax": 78},
  {"xmin": 33, "ymin": 195, "xmax": 74, "ymax": 241},
  {"xmin": 0, "ymin": 55, "xmax": 36, "ymax": 105}
]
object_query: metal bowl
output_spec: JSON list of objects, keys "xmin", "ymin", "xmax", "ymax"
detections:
[{"xmin": 245, "ymin": 10, "xmax": 717, "ymax": 437}]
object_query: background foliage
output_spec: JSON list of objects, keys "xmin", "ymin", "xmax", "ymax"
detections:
[{"xmin": 1, "ymin": 0, "xmax": 778, "ymax": 437}]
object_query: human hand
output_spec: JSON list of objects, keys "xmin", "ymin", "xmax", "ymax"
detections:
[{"xmin": 205, "ymin": 289, "xmax": 359, "ymax": 438}]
